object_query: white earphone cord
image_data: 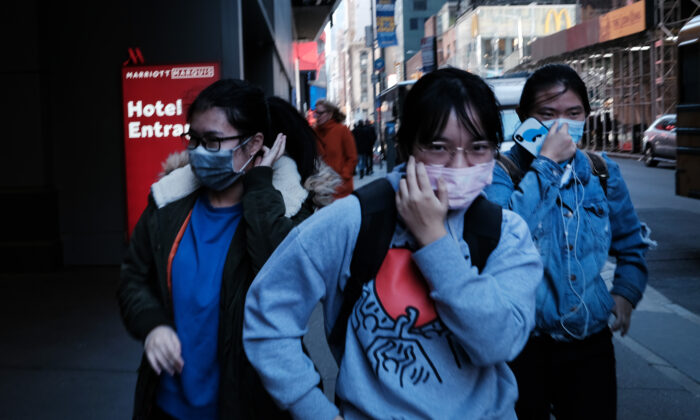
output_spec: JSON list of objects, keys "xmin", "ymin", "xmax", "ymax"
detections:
[{"xmin": 558, "ymin": 167, "xmax": 590, "ymax": 340}]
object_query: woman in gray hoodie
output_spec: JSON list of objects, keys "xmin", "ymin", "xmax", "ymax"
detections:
[{"xmin": 243, "ymin": 68, "xmax": 543, "ymax": 420}]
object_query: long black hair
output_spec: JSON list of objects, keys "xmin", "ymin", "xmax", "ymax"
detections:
[
  {"xmin": 187, "ymin": 78, "xmax": 271, "ymax": 141},
  {"xmin": 397, "ymin": 67, "xmax": 503, "ymax": 161},
  {"xmin": 518, "ymin": 63, "xmax": 591, "ymax": 120},
  {"xmin": 187, "ymin": 80, "xmax": 320, "ymax": 182},
  {"xmin": 266, "ymin": 96, "xmax": 319, "ymax": 182}
]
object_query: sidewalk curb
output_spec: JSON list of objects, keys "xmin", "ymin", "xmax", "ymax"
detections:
[
  {"xmin": 596, "ymin": 151, "xmax": 643, "ymax": 160},
  {"xmin": 615, "ymin": 334, "xmax": 700, "ymax": 397}
]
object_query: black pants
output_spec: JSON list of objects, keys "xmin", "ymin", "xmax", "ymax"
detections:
[
  {"xmin": 509, "ymin": 328, "xmax": 616, "ymax": 420},
  {"xmin": 151, "ymin": 405, "xmax": 177, "ymax": 420}
]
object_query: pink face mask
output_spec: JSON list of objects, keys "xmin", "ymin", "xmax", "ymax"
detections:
[{"xmin": 423, "ymin": 160, "xmax": 495, "ymax": 209}]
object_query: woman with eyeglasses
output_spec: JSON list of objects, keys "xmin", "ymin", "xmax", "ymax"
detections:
[
  {"xmin": 243, "ymin": 68, "xmax": 542, "ymax": 419},
  {"xmin": 313, "ymin": 99, "xmax": 358, "ymax": 198},
  {"xmin": 117, "ymin": 79, "xmax": 338, "ymax": 420},
  {"xmin": 484, "ymin": 64, "xmax": 649, "ymax": 419}
]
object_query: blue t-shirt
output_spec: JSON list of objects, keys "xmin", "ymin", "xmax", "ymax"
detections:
[{"xmin": 156, "ymin": 195, "xmax": 242, "ymax": 420}]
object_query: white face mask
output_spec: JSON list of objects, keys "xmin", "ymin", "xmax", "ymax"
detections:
[{"xmin": 423, "ymin": 160, "xmax": 495, "ymax": 209}]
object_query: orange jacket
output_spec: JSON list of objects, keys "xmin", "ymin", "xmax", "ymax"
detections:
[{"xmin": 314, "ymin": 119, "xmax": 358, "ymax": 198}]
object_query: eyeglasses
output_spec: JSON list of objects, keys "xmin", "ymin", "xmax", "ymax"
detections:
[
  {"xmin": 181, "ymin": 132, "xmax": 250, "ymax": 152},
  {"xmin": 313, "ymin": 109, "xmax": 329, "ymax": 116},
  {"xmin": 416, "ymin": 140, "xmax": 495, "ymax": 165}
]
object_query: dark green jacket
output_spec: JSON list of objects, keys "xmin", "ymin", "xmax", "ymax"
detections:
[{"xmin": 117, "ymin": 166, "xmax": 314, "ymax": 419}]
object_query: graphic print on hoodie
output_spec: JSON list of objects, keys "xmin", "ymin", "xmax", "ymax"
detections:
[{"xmin": 350, "ymin": 247, "xmax": 468, "ymax": 387}]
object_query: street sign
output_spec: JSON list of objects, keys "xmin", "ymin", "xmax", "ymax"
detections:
[
  {"xmin": 376, "ymin": 0, "xmax": 398, "ymax": 47},
  {"xmin": 374, "ymin": 57, "xmax": 385, "ymax": 71}
]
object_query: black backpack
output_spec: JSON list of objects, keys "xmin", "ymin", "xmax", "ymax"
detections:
[
  {"xmin": 497, "ymin": 151, "xmax": 609, "ymax": 196},
  {"xmin": 327, "ymin": 178, "xmax": 503, "ymax": 354}
]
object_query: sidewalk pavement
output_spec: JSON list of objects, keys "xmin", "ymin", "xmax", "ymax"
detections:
[
  {"xmin": 601, "ymin": 150, "xmax": 643, "ymax": 161},
  {"xmin": 0, "ymin": 267, "xmax": 142, "ymax": 420},
  {"xmin": 353, "ymin": 162, "xmax": 389, "ymax": 189},
  {"xmin": 1, "ymin": 165, "xmax": 698, "ymax": 418},
  {"xmin": 601, "ymin": 262, "xmax": 700, "ymax": 419}
]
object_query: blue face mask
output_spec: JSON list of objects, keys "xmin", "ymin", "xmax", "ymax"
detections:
[
  {"xmin": 542, "ymin": 118, "xmax": 585, "ymax": 144},
  {"xmin": 188, "ymin": 138, "xmax": 254, "ymax": 191}
]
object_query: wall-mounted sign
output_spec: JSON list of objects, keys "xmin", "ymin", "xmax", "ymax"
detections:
[
  {"xmin": 599, "ymin": 0, "xmax": 646, "ymax": 43},
  {"xmin": 121, "ymin": 62, "xmax": 220, "ymax": 236},
  {"xmin": 544, "ymin": 8, "xmax": 574, "ymax": 35},
  {"xmin": 376, "ymin": 0, "xmax": 398, "ymax": 47},
  {"xmin": 420, "ymin": 36, "xmax": 436, "ymax": 73}
]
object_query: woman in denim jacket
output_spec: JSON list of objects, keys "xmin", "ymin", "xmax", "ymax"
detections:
[{"xmin": 484, "ymin": 64, "xmax": 649, "ymax": 419}]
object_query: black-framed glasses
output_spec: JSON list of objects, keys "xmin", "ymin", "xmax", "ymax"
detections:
[
  {"xmin": 416, "ymin": 140, "xmax": 495, "ymax": 165},
  {"xmin": 181, "ymin": 132, "xmax": 250, "ymax": 152}
]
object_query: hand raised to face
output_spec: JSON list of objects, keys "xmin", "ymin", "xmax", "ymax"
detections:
[
  {"xmin": 254, "ymin": 133, "xmax": 286, "ymax": 168},
  {"xmin": 539, "ymin": 121, "xmax": 577, "ymax": 163},
  {"xmin": 396, "ymin": 156, "xmax": 449, "ymax": 248}
]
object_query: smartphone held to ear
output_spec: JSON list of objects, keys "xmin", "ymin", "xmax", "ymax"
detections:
[{"xmin": 513, "ymin": 117, "xmax": 549, "ymax": 157}]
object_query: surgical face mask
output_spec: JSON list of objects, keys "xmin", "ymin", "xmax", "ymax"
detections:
[
  {"xmin": 542, "ymin": 118, "xmax": 585, "ymax": 144},
  {"xmin": 188, "ymin": 138, "xmax": 254, "ymax": 191},
  {"xmin": 423, "ymin": 160, "xmax": 495, "ymax": 209}
]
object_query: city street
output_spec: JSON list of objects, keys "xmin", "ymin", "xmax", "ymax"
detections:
[
  {"xmin": 612, "ymin": 157, "xmax": 700, "ymax": 315},
  {"xmin": 1, "ymin": 155, "xmax": 699, "ymax": 419},
  {"xmin": 5, "ymin": 0, "xmax": 699, "ymax": 418}
]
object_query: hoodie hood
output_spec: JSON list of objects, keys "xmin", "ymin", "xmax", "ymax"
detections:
[{"xmin": 151, "ymin": 152, "xmax": 341, "ymax": 214}]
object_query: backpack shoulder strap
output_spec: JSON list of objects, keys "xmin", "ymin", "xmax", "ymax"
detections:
[
  {"xmin": 328, "ymin": 178, "xmax": 397, "ymax": 353},
  {"xmin": 462, "ymin": 196, "xmax": 502, "ymax": 272},
  {"xmin": 496, "ymin": 154, "xmax": 524, "ymax": 187},
  {"xmin": 584, "ymin": 151, "xmax": 609, "ymax": 197}
]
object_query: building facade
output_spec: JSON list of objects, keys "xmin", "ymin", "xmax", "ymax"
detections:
[
  {"xmin": 325, "ymin": 0, "xmax": 376, "ymax": 123},
  {"xmin": 3, "ymin": 0, "xmax": 335, "ymax": 269},
  {"xmin": 454, "ymin": 3, "xmax": 580, "ymax": 77},
  {"xmin": 395, "ymin": 0, "xmax": 451, "ymax": 79}
]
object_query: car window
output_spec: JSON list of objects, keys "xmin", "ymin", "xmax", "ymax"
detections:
[
  {"xmin": 501, "ymin": 109, "xmax": 520, "ymax": 142},
  {"xmin": 666, "ymin": 121, "xmax": 676, "ymax": 131}
]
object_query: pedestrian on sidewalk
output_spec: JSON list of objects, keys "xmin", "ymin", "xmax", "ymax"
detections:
[
  {"xmin": 363, "ymin": 119, "xmax": 377, "ymax": 175},
  {"xmin": 485, "ymin": 63, "xmax": 650, "ymax": 419},
  {"xmin": 351, "ymin": 120, "xmax": 367, "ymax": 178},
  {"xmin": 243, "ymin": 68, "xmax": 543, "ymax": 419},
  {"xmin": 313, "ymin": 99, "xmax": 358, "ymax": 198},
  {"xmin": 117, "ymin": 79, "xmax": 337, "ymax": 420}
]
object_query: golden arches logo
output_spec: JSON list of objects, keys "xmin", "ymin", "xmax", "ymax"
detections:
[{"xmin": 544, "ymin": 9, "xmax": 573, "ymax": 34}]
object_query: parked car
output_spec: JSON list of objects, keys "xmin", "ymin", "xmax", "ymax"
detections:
[
  {"xmin": 487, "ymin": 74, "xmax": 528, "ymax": 153},
  {"xmin": 643, "ymin": 114, "xmax": 677, "ymax": 167}
]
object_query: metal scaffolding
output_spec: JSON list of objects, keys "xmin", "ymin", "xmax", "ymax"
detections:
[{"xmin": 516, "ymin": 0, "xmax": 699, "ymax": 152}]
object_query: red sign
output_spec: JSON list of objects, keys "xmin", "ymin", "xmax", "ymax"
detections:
[{"xmin": 121, "ymin": 62, "xmax": 220, "ymax": 236}]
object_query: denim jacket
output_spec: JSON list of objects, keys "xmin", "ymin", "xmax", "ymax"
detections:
[{"xmin": 484, "ymin": 145, "xmax": 648, "ymax": 340}]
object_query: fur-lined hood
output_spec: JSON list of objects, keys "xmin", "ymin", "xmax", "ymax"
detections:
[{"xmin": 152, "ymin": 151, "xmax": 341, "ymax": 215}]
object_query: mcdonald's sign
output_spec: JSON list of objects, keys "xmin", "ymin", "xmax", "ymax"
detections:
[{"xmin": 544, "ymin": 9, "xmax": 573, "ymax": 34}]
